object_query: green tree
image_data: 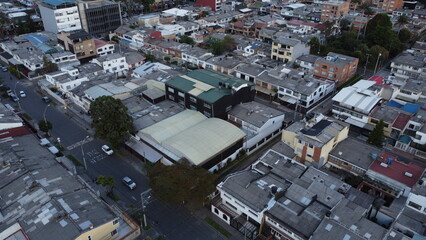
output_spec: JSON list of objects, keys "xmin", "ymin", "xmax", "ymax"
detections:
[
  {"xmin": 397, "ymin": 14, "xmax": 409, "ymax": 26},
  {"xmin": 38, "ymin": 120, "xmax": 52, "ymax": 133},
  {"xmin": 211, "ymin": 41, "xmax": 225, "ymax": 56},
  {"xmin": 144, "ymin": 53, "xmax": 155, "ymax": 62},
  {"xmin": 365, "ymin": 13, "xmax": 401, "ymax": 56},
  {"xmin": 147, "ymin": 161, "xmax": 217, "ymax": 208},
  {"xmin": 231, "ymin": 17, "xmax": 238, "ymax": 22},
  {"xmin": 96, "ymin": 175, "xmax": 115, "ymax": 194},
  {"xmin": 368, "ymin": 45, "xmax": 389, "ymax": 69},
  {"xmin": 398, "ymin": 28, "xmax": 411, "ymax": 42},
  {"xmin": 340, "ymin": 18, "xmax": 352, "ymax": 31},
  {"xmin": 90, "ymin": 96, "xmax": 134, "ymax": 148},
  {"xmin": 308, "ymin": 37, "xmax": 320, "ymax": 55},
  {"xmin": 42, "ymin": 56, "xmax": 58, "ymax": 74},
  {"xmin": 179, "ymin": 35, "xmax": 195, "ymax": 45},
  {"xmin": 140, "ymin": 0, "xmax": 154, "ymax": 12},
  {"xmin": 164, "ymin": 56, "xmax": 171, "ymax": 62},
  {"xmin": 367, "ymin": 119, "xmax": 385, "ymax": 147},
  {"xmin": 360, "ymin": 3, "xmax": 374, "ymax": 15},
  {"xmin": 222, "ymin": 36, "xmax": 236, "ymax": 51}
]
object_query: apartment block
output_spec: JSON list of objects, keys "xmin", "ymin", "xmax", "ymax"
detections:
[
  {"xmin": 57, "ymin": 30, "xmax": 96, "ymax": 60},
  {"xmin": 39, "ymin": 0, "xmax": 82, "ymax": 33},
  {"xmin": 196, "ymin": 0, "xmax": 223, "ymax": 11},
  {"xmin": 372, "ymin": 0, "xmax": 403, "ymax": 13},
  {"xmin": 314, "ymin": 52, "xmax": 359, "ymax": 85},
  {"xmin": 320, "ymin": 1, "xmax": 349, "ymax": 22},
  {"xmin": 271, "ymin": 38, "xmax": 310, "ymax": 63},
  {"xmin": 77, "ymin": 0, "xmax": 122, "ymax": 36},
  {"xmin": 390, "ymin": 50, "xmax": 426, "ymax": 80}
]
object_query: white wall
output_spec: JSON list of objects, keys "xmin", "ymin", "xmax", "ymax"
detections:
[
  {"xmin": 39, "ymin": 5, "xmax": 81, "ymax": 33},
  {"xmin": 407, "ymin": 191, "xmax": 426, "ymax": 213}
]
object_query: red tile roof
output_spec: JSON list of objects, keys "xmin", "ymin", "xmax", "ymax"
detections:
[
  {"xmin": 94, "ymin": 39, "xmax": 108, "ymax": 49},
  {"xmin": 369, "ymin": 76, "xmax": 391, "ymax": 88},
  {"xmin": 369, "ymin": 152, "xmax": 425, "ymax": 187},
  {"xmin": 392, "ymin": 113, "xmax": 411, "ymax": 130},
  {"xmin": 0, "ymin": 126, "xmax": 31, "ymax": 139}
]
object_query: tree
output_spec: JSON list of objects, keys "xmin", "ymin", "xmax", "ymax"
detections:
[
  {"xmin": 340, "ymin": 18, "xmax": 352, "ymax": 31},
  {"xmin": 397, "ymin": 14, "xmax": 409, "ymax": 26},
  {"xmin": 90, "ymin": 96, "xmax": 134, "ymax": 148},
  {"xmin": 144, "ymin": 53, "xmax": 155, "ymax": 62},
  {"xmin": 211, "ymin": 40, "xmax": 225, "ymax": 56},
  {"xmin": 359, "ymin": 3, "xmax": 374, "ymax": 15},
  {"xmin": 231, "ymin": 17, "xmax": 238, "ymax": 22},
  {"xmin": 38, "ymin": 120, "xmax": 52, "ymax": 133},
  {"xmin": 368, "ymin": 45, "xmax": 389, "ymax": 69},
  {"xmin": 179, "ymin": 35, "xmax": 195, "ymax": 45},
  {"xmin": 96, "ymin": 175, "xmax": 115, "ymax": 194},
  {"xmin": 164, "ymin": 56, "xmax": 171, "ymax": 62},
  {"xmin": 398, "ymin": 28, "xmax": 411, "ymax": 43},
  {"xmin": 365, "ymin": 13, "xmax": 401, "ymax": 56},
  {"xmin": 367, "ymin": 119, "xmax": 385, "ymax": 147},
  {"xmin": 42, "ymin": 56, "xmax": 58, "ymax": 74},
  {"xmin": 308, "ymin": 37, "xmax": 320, "ymax": 55},
  {"xmin": 140, "ymin": 0, "xmax": 154, "ymax": 12},
  {"xmin": 147, "ymin": 161, "xmax": 217, "ymax": 208}
]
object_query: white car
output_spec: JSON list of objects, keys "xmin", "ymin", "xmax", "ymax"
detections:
[
  {"xmin": 122, "ymin": 176, "xmax": 136, "ymax": 190},
  {"xmin": 19, "ymin": 91, "xmax": 26, "ymax": 97},
  {"xmin": 101, "ymin": 145, "xmax": 114, "ymax": 155}
]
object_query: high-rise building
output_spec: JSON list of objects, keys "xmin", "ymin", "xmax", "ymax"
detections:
[
  {"xmin": 320, "ymin": 1, "xmax": 349, "ymax": 22},
  {"xmin": 77, "ymin": 0, "xmax": 122, "ymax": 36},
  {"xmin": 39, "ymin": 0, "xmax": 82, "ymax": 33}
]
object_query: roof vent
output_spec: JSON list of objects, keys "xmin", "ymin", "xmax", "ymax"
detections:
[
  {"xmin": 405, "ymin": 172, "xmax": 413, "ymax": 177},
  {"xmin": 338, "ymin": 151, "xmax": 342, "ymax": 155},
  {"xmin": 380, "ymin": 162, "xmax": 388, "ymax": 168}
]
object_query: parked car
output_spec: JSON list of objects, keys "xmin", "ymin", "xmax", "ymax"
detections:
[
  {"xmin": 42, "ymin": 96, "xmax": 51, "ymax": 103},
  {"xmin": 19, "ymin": 90, "xmax": 26, "ymax": 97},
  {"xmin": 101, "ymin": 145, "xmax": 114, "ymax": 155},
  {"xmin": 6, "ymin": 90, "xmax": 13, "ymax": 96},
  {"xmin": 2, "ymin": 67, "xmax": 8, "ymax": 72},
  {"xmin": 122, "ymin": 176, "xmax": 136, "ymax": 190},
  {"xmin": 10, "ymin": 94, "xmax": 19, "ymax": 102}
]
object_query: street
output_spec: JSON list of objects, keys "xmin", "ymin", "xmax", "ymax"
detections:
[{"xmin": 0, "ymin": 70, "xmax": 227, "ymax": 240}]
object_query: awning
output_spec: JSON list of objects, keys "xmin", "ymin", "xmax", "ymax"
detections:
[
  {"xmin": 345, "ymin": 117, "xmax": 367, "ymax": 128},
  {"xmin": 255, "ymin": 86, "xmax": 277, "ymax": 96},
  {"xmin": 280, "ymin": 95, "xmax": 297, "ymax": 104},
  {"xmin": 126, "ymin": 137, "xmax": 163, "ymax": 163}
]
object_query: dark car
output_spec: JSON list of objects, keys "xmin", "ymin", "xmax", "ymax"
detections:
[
  {"xmin": 42, "ymin": 96, "xmax": 51, "ymax": 103},
  {"xmin": 10, "ymin": 94, "xmax": 19, "ymax": 102}
]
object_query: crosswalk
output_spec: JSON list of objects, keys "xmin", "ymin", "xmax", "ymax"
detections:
[{"xmin": 66, "ymin": 137, "xmax": 94, "ymax": 151}]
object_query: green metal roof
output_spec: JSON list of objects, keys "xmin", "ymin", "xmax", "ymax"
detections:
[{"xmin": 167, "ymin": 69, "xmax": 253, "ymax": 103}]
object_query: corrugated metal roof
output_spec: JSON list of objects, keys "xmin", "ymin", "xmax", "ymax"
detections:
[
  {"xmin": 84, "ymin": 86, "xmax": 112, "ymax": 99},
  {"xmin": 42, "ymin": 0, "xmax": 76, "ymax": 6}
]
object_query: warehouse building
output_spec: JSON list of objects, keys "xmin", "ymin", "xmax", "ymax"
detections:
[{"xmin": 137, "ymin": 110, "xmax": 246, "ymax": 172}]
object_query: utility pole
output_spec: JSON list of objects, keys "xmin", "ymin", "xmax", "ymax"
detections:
[
  {"xmin": 364, "ymin": 53, "xmax": 371, "ymax": 76},
  {"xmin": 140, "ymin": 192, "xmax": 147, "ymax": 228},
  {"xmin": 374, "ymin": 53, "xmax": 382, "ymax": 75}
]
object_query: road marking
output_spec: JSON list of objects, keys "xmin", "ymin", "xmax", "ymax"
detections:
[
  {"xmin": 131, "ymin": 196, "xmax": 137, "ymax": 201},
  {"xmin": 66, "ymin": 137, "xmax": 93, "ymax": 150}
]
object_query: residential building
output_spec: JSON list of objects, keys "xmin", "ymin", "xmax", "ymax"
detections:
[
  {"xmin": 165, "ymin": 69, "xmax": 255, "ymax": 119},
  {"xmin": 368, "ymin": 105, "xmax": 412, "ymax": 138},
  {"xmin": 94, "ymin": 39, "xmax": 114, "ymax": 56},
  {"xmin": 295, "ymin": 54, "xmax": 321, "ymax": 71},
  {"xmin": 45, "ymin": 70, "xmax": 89, "ymax": 92},
  {"xmin": 181, "ymin": 47, "xmax": 214, "ymax": 67},
  {"xmin": 0, "ymin": 103, "xmax": 30, "ymax": 138},
  {"xmin": 137, "ymin": 14, "xmax": 160, "ymax": 27},
  {"xmin": 320, "ymin": 1, "xmax": 350, "ymax": 22},
  {"xmin": 390, "ymin": 50, "xmax": 426, "ymax": 80},
  {"xmin": 271, "ymin": 38, "xmax": 310, "ymax": 63},
  {"xmin": 137, "ymin": 110, "xmax": 246, "ymax": 172},
  {"xmin": 361, "ymin": 152, "xmax": 425, "ymax": 197},
  {"xmin": 328, "ymin": 137, "xmax": 380, "ymax": 176},
  {"xmin": 92, "ymin": 53, "xmax": 129, "ymax": 76},
  {"xmin": 77, "ymin": 0, "xmax": 122, "ymax": 36},
  {"xmin": 196, "ymin": 0, "xmax": 223, "ymax": 11},
  {"xmin": 228, "ymin": 102, "xmax": 285, "ymax": 153},
  {"xmin": 332, "ymin": 80, "xmax": 382, "ymax": 128},
  {"xmin": 57, "ymin": 30, "xmax": 96, "ymax": 60},
  {"xmin": 282, "ymin": 115, "xmax": 349, "ymax": 167},
  {"xmin": 314, "ymin": 52, "xmax": 359, "ymax": 85},
  {"xmin": 39, "ymin": 0, "xmax": 82, "ymax": 33},
  {"xmin": 372, "ymin": 0, "xmax": 403, "ymax": 12},
  {"xmin": 124, "ymin": 52, "xmax": 145, "ymax": 72}
]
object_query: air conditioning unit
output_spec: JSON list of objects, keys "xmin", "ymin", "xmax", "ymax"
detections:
[{"xmin": 405, "ymin": 172, "xmax": 413, "ymax": 178}]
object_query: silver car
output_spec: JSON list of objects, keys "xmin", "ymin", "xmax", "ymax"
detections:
[{"xmin": 122, "ymin": 176, "xmax": 136, "ymax": 190}]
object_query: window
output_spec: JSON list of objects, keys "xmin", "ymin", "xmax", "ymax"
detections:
[
  {"xmin": 222, "ymin": 215, "xmax": 228, "ymax": 221},
  {"xmin": 204, "ymin": 103, "xmax": 211, "ymax": 109},
  {"xmin": 214, "ymin": 207, "xmax": 219, "ymax": 214},
  {"xmin": 168, "ymin": 95, "xmax": 175, "ymax": 101},
  {"xmin": 408, "ymin": 201, "xmax": 422, "ymax": 210},
  {"xmin": 111, "ymin": 229, "xmax": 118, "ymax": 236},
  {"xmin": 190, "ymin": 96, "xmax": 197, "ymax": 103},
  {"xmin": 88, "ymin": 236, "xmax": 92, "ymax": 240},
  {"xmin": 298, "ymin": 139, "xmax": 303, "ymax": 144},
  {"xmin": 307, "ymin": 153, "xmax": 313, "ymax": 158},
  {"xmin": 322, "ymin": 65, "xmax": 327, "ymax": 69},
  {"xmin": 178, "ymin": 92, "xmax": 184, "ymax": 97},
  {"xmin": 308, "ymin": 144, "xmax": 313, "ymax": 148},
  {"xmin": 113, "ymin": 219, "xmax": 119, "ymax": 225},
  {"xmin": 226, "ymin": 105, "xmax": 232, "ymax": 112},
  {"xmin": 168, "ymin": 87, "xmax": 175, "ymax": 93}
]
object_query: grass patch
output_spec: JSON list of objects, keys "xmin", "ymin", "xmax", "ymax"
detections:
[
  {"xmin": 22, "ymin": 113, "xmax": 32, "ymax": 120},
  {"xmin": 204, "ymin": 217, "xmax": 232, "ymax": 239},
  {"xmin": 66, "ymin": 154, "xmax": 82, "ymax": 166}
]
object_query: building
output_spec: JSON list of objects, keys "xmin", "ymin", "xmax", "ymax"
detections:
[
  {"xmin": 271, "ymin": 38, "xmax": 310, "ymax": 63},
  {"xmin": 320, "ymin": 1, "xmax": 350, "ymax": 22},
  {"xmin": 57, "ymin": 30, "xmax": 96, "ymax": 60},
  {"xmin": 314, "ymin": 52, "xmax": 359, "ymax": 85},
  {"xmin": 137, "ymin": 110, "xmax": 246, "ymax": 172},
  {"xmin": 39, "ymin": 0, "xmax": 82, "ymax": 33},
  {"xmin": 0, "ymin": 134, "xmax": 140, "ymax": 240},
  {"xmin": 282, "ymin": 115, "xmax": 349, "ymax": 167},
  {"xmin": 295, "ymin": 54, "xmax": 321, "ymax": 71},
  {"xmin": 196, "ymin": 0, "xmax": 223, "ymax": 11},
  {"xmin": 372, "ymin": 0, "xmax": 403, "ymax": 12},
  {"xmin": 390, "ymin": 50, "xmax": 426, "ymax": 80},
  {"xmin": 0, "ymin": 103, "xmax": 31, "ymax": 139},
  {"xmin": 77, "ymin": 0, "xmax": 122, "ymax": 36},
  {"xmin": 328, "ymin": 137, "xmax": 380, "ymax": 176},
  {"xmin": 368, "ymin": 105, "xmax": 412, "ymax": 138},
  {"xmin": 332, "ymin": 80, "xmax": 382, "ymax": 128},
  {"xmin": 362, "ymin": 152, "xmax": 425, "ymax": 197},
  {"xmin": 94, "ymin": 39, "xmax": 114, "ymax": 56},
  {"xmin": 228, "ymin": 102, "xmax": 285, "ymax": 153},
  {"xmin": 165, "ymin": 69, "xmax": 255, "ymax": 119}
]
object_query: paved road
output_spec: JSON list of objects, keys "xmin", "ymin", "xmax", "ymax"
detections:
[{"xmin": 0, "ymin": 71, "xmax": 225, "ymax": 240}]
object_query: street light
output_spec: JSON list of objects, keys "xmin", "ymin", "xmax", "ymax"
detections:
[
  {"xmin": 43, "ymin": 104, "xmax": 50, "ymax": 136},
  {"xmin": 13, "ymin": 80, "xmax": 22, "ymax": 111},
  {"xmin": 81, "ymin": 135, "xmax": 90, "ymax": 170},
  {"xmin": 374, "ymin": 53, "xmax": 382, "ymax": 75}
]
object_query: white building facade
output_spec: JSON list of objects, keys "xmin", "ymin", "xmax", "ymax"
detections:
[{"xmin": 39, "ymin": 0, "xmax": 82, "ymax": 33}]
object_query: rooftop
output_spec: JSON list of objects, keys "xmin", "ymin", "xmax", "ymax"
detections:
[
  {"xmin": 329, "ymin": 137, "xmax": 380, "ymax": 170},
  {"xmin": 332, "ymin": 80, "xmax": 381, "ymax": 114},
  {"xmin": 368, "ymin": 152, "xmax": 425, "ymax": 187},
  {"xmin": 316, "ymin": 52, "xmax": 358, "ymax": 68},
  {"xmin": 392, "ymin": 51, "xmax": 426, "ymax": 68},
  {"xmin": 166, "ymin": 69, "xmax": 254, "ymax": 103},
  {"xmin": 294, "ymin": 119, "xmax": 347, "ymax": 147},
  {"xmin": 228, "ymin": 102, "xmax": 284, "ymax": 128}
]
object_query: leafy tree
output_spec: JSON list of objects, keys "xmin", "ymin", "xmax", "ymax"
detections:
[
  {"xmin": 308, "ymin": 37, "xmax": 320, "ymax": 55},
  {"xmin": 397, "ymin": 14, "xmax": 409, "ymax": 26},
  {"xmin": 38, "ymin": 120, "xmax": 52, "ymax": 133},
  {"xmin": 144, "ymin": 53, "xmax": 155, "ymax": 62},
  {"xmin": 340, "ymin": 19, "xmax": 352, "ymax": 31},
  {"xmin": 231, "ymin": 17, "xmax": 238, "ymax": 22},
  {"xmin": 366, "ymin": 13, "xmax": 401, "ymax": 56},
  {"xmin": 368, "ymin": 45, "xmax": 389, "ymax": 69},
  {"xmin": 90, "ymin": 96, "xmax": 134, "ymax": 148},
  {"xmin": 42, "ymin": 56, "xmax": 58, "ymax": 74},
  {"xmin": 211, "ymin": 40, "xmax": 225, "ymax": 56},
  {"xmin": 140, "ymin": 0, "xmax": 154, "ymax": 12},
  {"xmin": 201, "ymin": 11, "xmax": 209, "ymax": 17},
  {"xmin": 179, "ymin": 35, "xmax": 195, "ymax": 45},
  {"xmin": 359, "ymin": 3, "xmax": 374, "ymax": 15},
  {"xmin": 367, "ymin": 119, "xmax": 385, "ymax": 147},
  {"xmin": 398, "ymin": 28, "xmax": 411, "ymax": 43},
  {"xmin": 96, "ymin": 175, "xmax": 115, "ymax": 194},
  {"xmin": 0, "ymin": 12, "xmax": 11, "ymax": 38},
  {"xmin": 147, "ymin": 161, "xmax": 217, "ymax": 208},
  {"xmin": 164, "ymin": 56, "xmax": 171, "ymax": 62}
]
